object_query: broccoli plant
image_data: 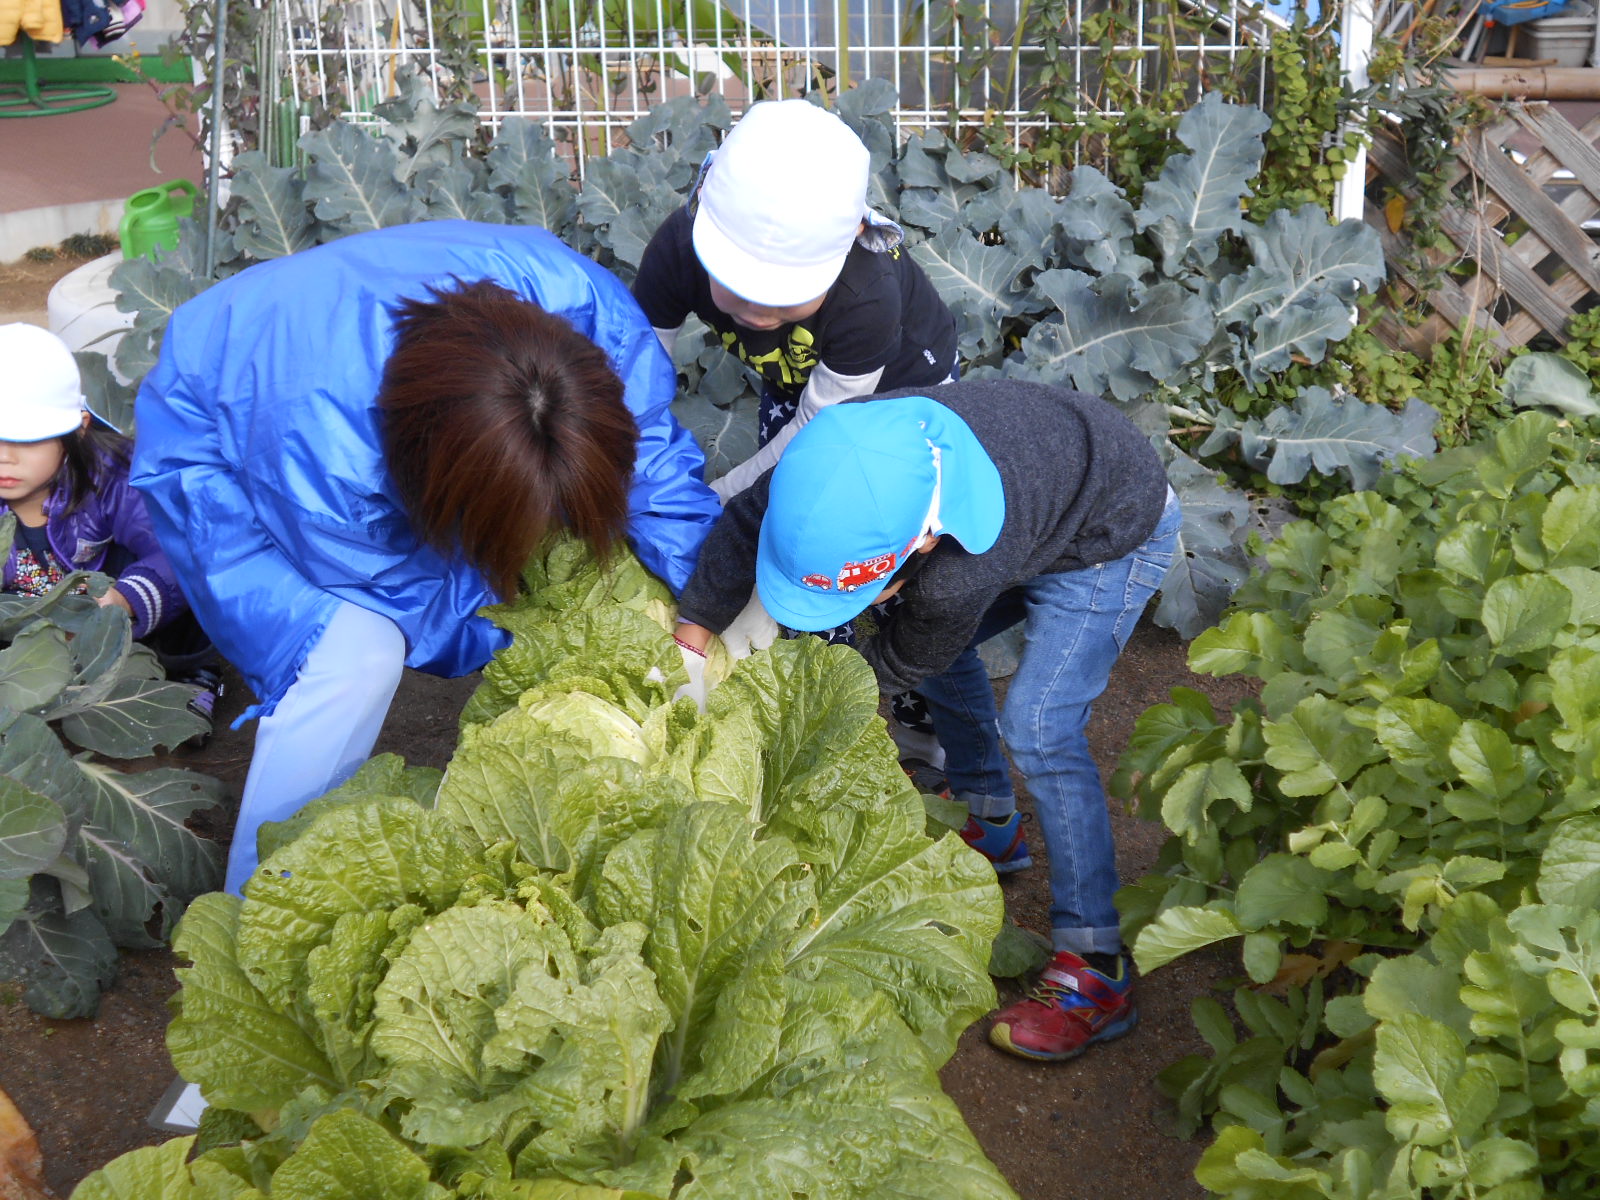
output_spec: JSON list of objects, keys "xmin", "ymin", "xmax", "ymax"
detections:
[
  {"xmin": 0, "ymin": 514, "xmax": 223, "ymax": 1018},
  {"xmin": 88, "ymin": 74, "xmax": 1423, "ymax": 639}
]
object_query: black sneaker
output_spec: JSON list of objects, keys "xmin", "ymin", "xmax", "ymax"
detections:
[
  {"xmin": 177, "ymin": 667, "xmax": 224, "ymax": 747},
  {"xmin": 902, "ymin": 757, "xmax": 951, "ymax": 798}
]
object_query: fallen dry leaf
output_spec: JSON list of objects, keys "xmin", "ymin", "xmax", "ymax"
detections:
[
  {"xmin": 1261, "ymin": 939, "xmax": 1363, "ymax": 996},
  {"xmin": 0, "ymin": 1086, "xmax": 54, "ymax": 1200},
  {"xmin": 1385, "ymin": 193, "xmax": 1407, "ymax": 234}
]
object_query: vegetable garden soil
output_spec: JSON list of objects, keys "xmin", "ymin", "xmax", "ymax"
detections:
[{"xmin": 0, "ymin": 619, "xmax": 1258, "ymax": 1200}]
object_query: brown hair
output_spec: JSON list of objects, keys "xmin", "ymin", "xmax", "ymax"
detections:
[{"xmin": 377, "ymin": 279, "xmax": 639, "ymax": 600}]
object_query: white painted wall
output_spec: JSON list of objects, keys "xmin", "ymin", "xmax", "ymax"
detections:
[{"xmin": 139, "ymin": 0, "xmax": 185, "ymax": 39}]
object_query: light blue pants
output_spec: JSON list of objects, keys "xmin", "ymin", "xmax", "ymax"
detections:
[{"xmin": 223, "ymin": 600, "xmax": 406, "ymax": 894}]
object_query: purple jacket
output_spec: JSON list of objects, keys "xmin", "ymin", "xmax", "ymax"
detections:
[{"xmin": 2, "ymin": 451, "xmax": 188, "ymax": 640}]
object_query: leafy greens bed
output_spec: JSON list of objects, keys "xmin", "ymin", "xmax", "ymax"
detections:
[
  {"xmin": 72, "ymin": 539, "xmax": 1015, "ymax": 1200},
  {"xmin": 1114, "ymin": 413, "xmax": 1600, "ymax": 1197}
]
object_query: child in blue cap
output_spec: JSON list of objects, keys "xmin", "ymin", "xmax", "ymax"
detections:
[
  {"xmin": 633, "ymin": 98, "xmax": 962, "ymax": 769},
  {"xmin": 674, "ymin": 380, "xmax": 1182, "ymax": 1063}
]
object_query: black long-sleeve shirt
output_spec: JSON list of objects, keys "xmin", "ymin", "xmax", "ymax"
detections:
[
  {"xmin": 676, "ymin": 380, "xmax": 1171, "ymax": 692},
  {"xmin": 634, "ymin": 206, "xmax": 958, "ymax": 399}
]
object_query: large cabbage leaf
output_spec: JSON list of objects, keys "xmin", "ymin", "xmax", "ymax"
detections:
[
  {"xmin": 596, "ymin": 803, "xmax": 810, "ymax": 1105},
  {"xmin": 229, "ymin": 150, "xmax": 318, "ymax": 259},
  {"xmin": 1203, "ymin": 387, "xmax": 1439, "ymax": 491},
  {"xmin": 604, "ymin": 981, "xmax": 1015, "ymax": 1199},
  {"xmin": 0, "ymin": 688, "xmax": 219, "ymax": 1015},
  {"xmin": 439, "ymin": 734, "xmax": 693, "ymax": 890},
  {"xmin": 1135, "ymin": 92, "xmax": 1270, "ymax": 269},
  {"xmin": 166, "ymin": 891, "xmax": 341, "ymax": 1111},
  {"xmin": 0, "ymin": 880, "xmax": 117, "ymax": 1019},
  {"xmin": 787, "ymin": 795, "xmax": 1000, "ymax": 1065},
  {"xmin": 697, "ymin": 638, "xmax": 908, "ymax": 841},
  {"xmin": 487, "ymin": 119, "xmax": 578, "ymax": 234},
  {"xmin": 300, "ymin": 120, "xmax": 418, "ymax": 234},
  {"xmin": 234, "ymin": 798, "xmax": 482, "ymax": 1005},
  {"xmin": 90, "ymin": 540, "xmax": 1015, "ymax": 1200}
]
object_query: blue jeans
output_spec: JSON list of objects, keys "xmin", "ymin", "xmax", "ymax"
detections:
[{"xmin": 916, "ymin": 488, "xmax": 1181, "ymax": 956}]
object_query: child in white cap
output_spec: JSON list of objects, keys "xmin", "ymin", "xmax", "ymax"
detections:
[
  {"xmin": 0, "ymin": 323, "xmax": 220, "ymax": 733},
  {"xmin": 633, "ymin": 98, "xmax": 962, "ymax": 768},
  {"xmin": 634, "ymin": 99, "xmax": 958, "ymax": 501}
]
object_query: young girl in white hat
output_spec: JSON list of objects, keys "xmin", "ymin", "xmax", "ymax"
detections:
[{"xmin": 0, "ymin": 323, "xmax": 219, "ymax": 732}]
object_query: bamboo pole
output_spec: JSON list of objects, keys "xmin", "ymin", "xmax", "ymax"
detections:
[{"xmin": 1447, "ymin": 66, "xmax": 1600, "ymax": 98}]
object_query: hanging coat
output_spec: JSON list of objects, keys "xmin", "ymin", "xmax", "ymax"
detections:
[
  {"xmin": 0, "ymin": 0, "xmax": 64, "ymax": 45},
  {"xmin": 132, "ymin": 220, "xmax": 720, "ymax": 721}
]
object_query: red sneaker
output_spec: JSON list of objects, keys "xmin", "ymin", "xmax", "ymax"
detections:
[
  {"xmin": 988, "ymin": 950, "xmax": 1137, "ymax": 1061},
  {"xmin": 959, "ymin": 811, "xmax": 1032, "ymax": 873}
]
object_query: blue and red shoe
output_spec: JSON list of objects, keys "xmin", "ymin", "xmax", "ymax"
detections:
[
  {"xmin": 960, "ymin": 810, "xmax": 1032, "ymax": 874},
  {"xmin": 989, "ymin": 950, "xmax": 1137, "ymax": 1061}
]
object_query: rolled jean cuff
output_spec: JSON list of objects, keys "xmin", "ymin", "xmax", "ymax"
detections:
[
  {"xmin": 956, "ymin": 789, "xmax": 1016, "ymax": 821},
  {"xmin": 1053, "ymin": 925, "xmax": 1123, "ymax": 957}
]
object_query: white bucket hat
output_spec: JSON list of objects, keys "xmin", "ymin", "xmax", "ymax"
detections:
[
  {"xmin": 0, "ymin": 323, "xmax": 88, "ymax": 442},
  {"xmin": 692, "ymin": 100, "xmax": 871, "ymax": 307}
]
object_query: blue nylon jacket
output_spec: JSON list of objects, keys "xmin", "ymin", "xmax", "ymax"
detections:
[{"xmin": 131, "ymin": 221, "xmax": 719, "ymax": 720}]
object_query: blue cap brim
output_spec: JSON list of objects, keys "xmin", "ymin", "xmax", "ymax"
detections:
[
  {"xmin": 916, "ymin": 398, "xmax": 1004, "ymax": 555},
  {"xmin": 755, "ymin": 518, "xmax": 888, "ymax": 632},
  {"xmin": 752, "ymin": 395, "xmax": 1005, "ymax": 634}
]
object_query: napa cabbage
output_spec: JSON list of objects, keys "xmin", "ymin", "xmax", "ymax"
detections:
[{"xmin": 72, "ymin": 543, "xmax": 1014, "ymax": 1200}]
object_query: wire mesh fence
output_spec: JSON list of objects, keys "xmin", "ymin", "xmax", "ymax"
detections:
[{"xmin": 273, "ymin": 0, "xmax": 1279, "ymax": 169}]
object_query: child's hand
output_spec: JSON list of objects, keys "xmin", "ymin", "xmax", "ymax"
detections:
[{"xmin": 97, "ymin": 588, "xmax": 132, "ymax": 615}]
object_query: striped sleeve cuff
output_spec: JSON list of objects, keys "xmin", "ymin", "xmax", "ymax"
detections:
[{"xmin": 114, "ymin": 571, "xmax": 165, "ymax": 640}]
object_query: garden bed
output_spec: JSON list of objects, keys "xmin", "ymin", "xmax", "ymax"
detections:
[{"xmin": 0, "ymin": 620, "xmax": 1255, "ymax": 1200}]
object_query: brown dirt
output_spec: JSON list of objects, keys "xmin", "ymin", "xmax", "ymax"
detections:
[
  {"xmin": 0, "ymin": 246, "xmax": 116, "ymax": 320},
  {"xmin": 0, "ymin": 620, "xmax": 1257, "ymax": 1200},
  {"xmin": 0, "ymin": 251, "xmax": 1263, "ymax": 1200}
]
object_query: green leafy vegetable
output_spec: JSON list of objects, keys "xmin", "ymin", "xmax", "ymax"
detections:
[
  {"xmin": 0, "ymin": 526, "xmax": 223, "ymax": 1016},
  {"xmin": 1115, "ymin": 414, "xmax": 1600, "ymax": 1195},
  {"xmin": 79, "ymin": 540, "xmax": 1013, "ymax": 1199}
]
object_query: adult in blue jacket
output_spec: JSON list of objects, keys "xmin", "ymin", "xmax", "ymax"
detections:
[{"xmin": 133, "ymin": 220, "xmax": 721, "ymax": 893}]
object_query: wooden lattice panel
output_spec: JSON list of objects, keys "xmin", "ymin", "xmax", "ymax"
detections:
[{"xmin": 1367, "ymin": 102, "xmax": 1600, "ymax": 355}]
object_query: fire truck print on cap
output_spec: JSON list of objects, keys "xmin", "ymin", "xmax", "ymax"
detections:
[{"xmin": 837, "ymin": 551, "xmax": 898, "ymax": 591}]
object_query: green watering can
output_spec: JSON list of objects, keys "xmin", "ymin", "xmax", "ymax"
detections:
[{"xmin": 119, "ymin": 179, "xmax": 199, "ymax": 262}]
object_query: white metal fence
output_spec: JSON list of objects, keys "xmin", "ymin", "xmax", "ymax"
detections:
[{"xmin": 274, "ymin": 0, "xmax": 1278, "ymax": 160}]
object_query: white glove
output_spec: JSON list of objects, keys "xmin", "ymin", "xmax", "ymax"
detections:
[
  {"xmin": 674, "ymin": 640, "xmax": 709, "ymax": 711},
  {"xmin": 718, "ymin": 589, "xmax": 780, "ymax": 659}
]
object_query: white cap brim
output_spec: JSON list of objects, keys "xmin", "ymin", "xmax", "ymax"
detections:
[
  {"xmin": 0, "ymin": 408, "xmax": 85, "ymax": 443},
  {"xmin": 0, "ymin": 322, "xmax": 89, "ymax": 442},
  {"xmin": 692, "ymin": 204, "xmax": 852, "ymax": 308}
]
